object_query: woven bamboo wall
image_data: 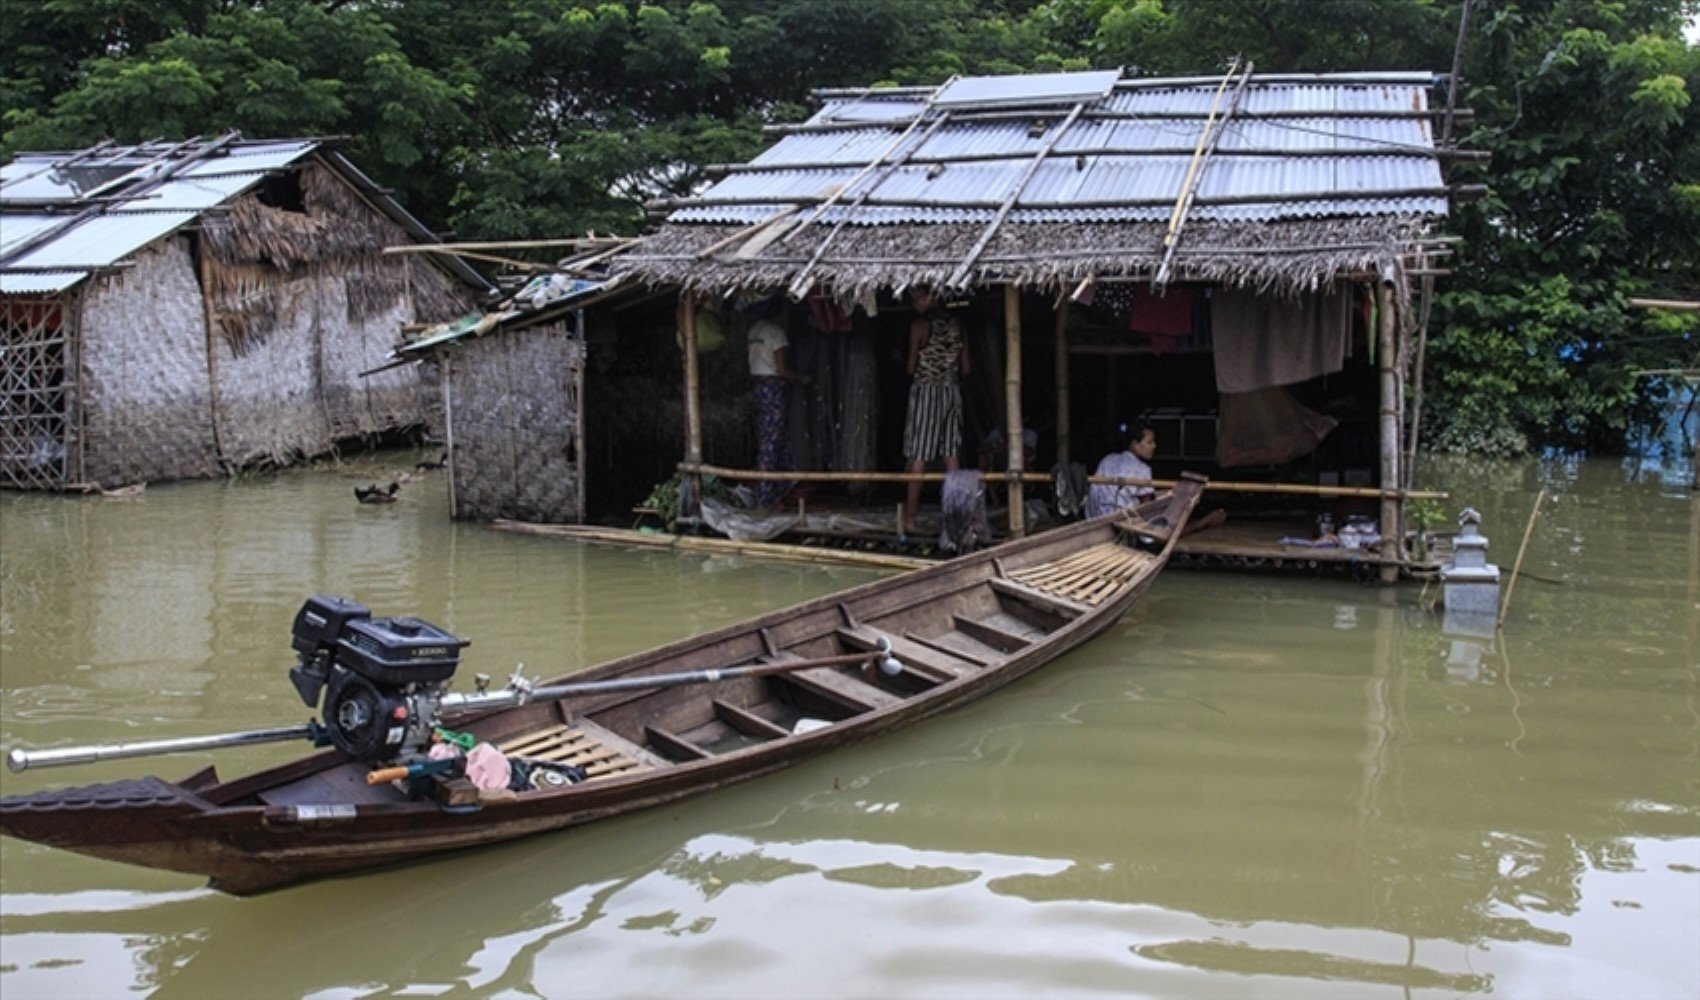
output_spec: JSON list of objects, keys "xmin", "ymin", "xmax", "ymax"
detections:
[
  {"xmin": 213, "ymin": 273, "xmax": 422, "ymax": 466},
  {"xmin": 448, "ymin": 321, "xmax": 582, "ymax": 523},
  {"xmin": 203, "ymin": 159, "xmax": 472, "ymax": 469},
  {"xmin": 79, "ymin": 239, "xmax": 221, "ymax": 487}
]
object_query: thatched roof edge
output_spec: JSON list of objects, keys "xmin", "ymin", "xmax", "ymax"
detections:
[{"xmin": 611, "ymin": 217, "xmax": 1433, "ymax": 300}]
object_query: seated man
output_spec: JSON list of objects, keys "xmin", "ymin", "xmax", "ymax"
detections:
[{"xmin": 1086, "ymin": 419, "xmax": 1158, "ymax": 519}]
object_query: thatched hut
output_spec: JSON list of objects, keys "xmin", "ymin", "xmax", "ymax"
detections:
[
  {"xmin": 612, "ymin": 68, "xmax": 1479, "ymax": 578},
  {"xmin": 0, "ymin": 135, "xmax": 491, "ymax": 490}
]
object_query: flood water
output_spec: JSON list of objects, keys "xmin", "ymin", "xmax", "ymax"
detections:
[{"xmin": 1, "ymin": 449, "xmax": 1695, "ymax": 998}]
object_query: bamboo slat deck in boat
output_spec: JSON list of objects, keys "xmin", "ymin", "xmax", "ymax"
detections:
[
  {"xmin": 498, "ymin": 720, "xmax": 664, "ymax": 780},
  {"xmin": 1005, "ymin": 542, "xmax": 1156, "ymax": 607}
]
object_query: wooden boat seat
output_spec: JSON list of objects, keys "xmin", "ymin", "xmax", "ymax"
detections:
[
  {"xmin": 906, "ymin": 629, "xmax": 1003, "ymax": 667},
  {"xmin": 835, "ymin": 625, "xmax": 974, "ymax": 682},
  {"xmin": 1004, "ymin": 542, "xmax": 1156, "ymax": 608},
  {"xmin": 499, "ymin": 719, "xmax": 666, "ymax": 779},
  {"xmin": 763, "ymin": 651, "xmax": 904, "ymax": 713}
]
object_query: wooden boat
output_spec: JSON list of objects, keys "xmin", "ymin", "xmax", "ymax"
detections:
[{"xmin": 0, "ymin": 475, "xmax": 1203, "ymax": 895}]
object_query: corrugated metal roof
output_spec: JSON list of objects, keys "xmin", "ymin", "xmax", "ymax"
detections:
[
  {"xmin": 0, "ymin": 271, "xmax": 86, "ymax": 294},
  {"xmin": 675, "ymin": 70, "xmax": 1450, "ymax": 227},
  {"xmin": 3, "ymin": 211, "xmax": 199, "ymax": 272},
  {"xmin": 1, "ymin": 137, "xmax": 492, "ymax": 295}
]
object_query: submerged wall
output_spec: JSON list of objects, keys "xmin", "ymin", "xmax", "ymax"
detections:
[{"xmin": 447, "ymin": 321, "xmax": 583, "ymax": 523}]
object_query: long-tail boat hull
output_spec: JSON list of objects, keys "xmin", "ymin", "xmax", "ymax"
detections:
[{"xmin": 1, "ymin": 476, "xmax": 1204, "ymax": 894}]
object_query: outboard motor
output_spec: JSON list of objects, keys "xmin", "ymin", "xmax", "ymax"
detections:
[{"xmin": 288, "ymin": 596, "xmax": 469, "ymax": 763}]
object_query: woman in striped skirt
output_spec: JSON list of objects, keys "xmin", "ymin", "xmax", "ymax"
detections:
[{"xmin": 903, "ymin": 287, "xmax": 970, "ymax": 533}]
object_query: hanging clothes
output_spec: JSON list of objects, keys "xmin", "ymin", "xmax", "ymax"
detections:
[
  {"xmin": 1210, "ymin": 286, "xmax": 1351, "ymax": 393},
  {"xmin": 1214, "ymin": 387, "xmax": 1339, "ymax": 468},
  {"xmin": 1128, "ymin": 287, "xmax": 1198, "ymax": 354},
  {"xmin": 807, "ymin": 292, "xmax": 852, "ymax": 334}
]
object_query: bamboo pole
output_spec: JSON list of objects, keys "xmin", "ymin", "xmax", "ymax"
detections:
[
  {"xmin": 1626, "ymin": 298, "xmax": 1700, "ymax": 311},
  {"xmin": 676, "ymin": 461, "xmax": 1447, "ymax": 499},
  {"xmin": 570, "ymin": 312, "xmax": 588, "ymax": 523},
  {"xmin": 492, "ymin": 521, "xmax": 930, "ymax": 571},
  {"xmin": 381, "ymin": 238, "xmax": 631, "ymax": 254},
  {"xmin": 1377, "ymin": 282, "xmax": 1401, "ymax": 582},
  {"xmin": 443, "ymin": 354, "xmax": 458, "ymax": 518},
  {"xmin": 197, "ymin": 246, "xmax": 227, "ymax": 470},
  {"xmin": 1054, "ymin": 299, "xmax": 1070, "ymax": 464},
  {"xmin": 680, "ymin": 292, "xmax": 703, "ymax": 520},
  {"xmin": 1155, "ymin": 59, "xmax": 1247, "ymax": 289},
  {"xmin": 1497, "ymin": 491, "xmax": 1546, "ymax": 629},
  {"xmin": 1004, "ymin": 285, "xmax": 1026, "ymax": 538}
]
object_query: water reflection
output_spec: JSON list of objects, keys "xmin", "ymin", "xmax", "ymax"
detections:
[{"xmin": 1, "ymin": 453, "xmax": 1697, "ymax": 997}]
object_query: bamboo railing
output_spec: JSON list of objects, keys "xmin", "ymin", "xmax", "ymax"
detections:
[{"xmin": 676, "ymin": 462, "xmax": 1448, "ymax": 502}]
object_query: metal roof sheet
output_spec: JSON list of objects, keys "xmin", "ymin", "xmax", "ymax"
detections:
[
  {"xmin": 2, "ymin": 137, "xmax": 492, "ymax": 295},
  {"xmin": 934, "ymin": 70, "xmax": 1121, "ymax": 109},
  {"xmin": 3, "ymin": 211, "xmax": 199, "ymax": 271},
  {"xmin": 0, "ymin": 270, "xmax": 84, "ymax": 294},
  {"xmin": 0, "ymin": 214, "xmax": 64, "ymax": 257},
  {"xmin": 679, "ymin": 72, "xmax": 1449, "ymax": 227}
]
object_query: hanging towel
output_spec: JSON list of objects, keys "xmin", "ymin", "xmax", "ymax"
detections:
[{"xmin": 1210, "ymin": 287, "xmax": 1351, "ymax": 393}]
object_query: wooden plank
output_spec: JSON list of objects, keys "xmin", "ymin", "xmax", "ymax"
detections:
[
  {"xmin": 645, "ymin": 725, "xmax": 713, "ymax": 762},
  {"xmin": 500, "ymin": 727, "xmax": 591, "ymax": 757},
  {"xmin": 783, "ymin": 666, "xmax": 904, "ymax": 712},
  {"xmin": 573, "ymin": 718, "xmax": 670, "ymax": 771},
  {"xmin": 1114, "ymin": 519, "xmax": 1172, "ymax": 544},
  {"xmin": 952, "ymin": 615, "xmax": 1032, "ymax": 653},
  {"xmin": 990, "ymin": 576, "xmax": 1092, "ymax": 616},
  {"xmin": 835, "ymin": 626, "xmax": 968, "ymax": 682},
  {"xmin": 713, "ymin": 699, "xmax": 791, "ymax": 740},
  {"xmin": 903, "ymin": 630, "xmax": 995, "ymax": 667}
]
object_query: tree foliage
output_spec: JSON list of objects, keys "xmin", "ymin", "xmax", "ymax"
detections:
[{"xmin": 2, "ymin": 0, "xmax": 1695, "ymax": 455}]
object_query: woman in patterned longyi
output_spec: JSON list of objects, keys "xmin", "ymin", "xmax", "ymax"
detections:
[{"xmin": 902, "ymin": 287, "xmax": 970, "ymax": 533}]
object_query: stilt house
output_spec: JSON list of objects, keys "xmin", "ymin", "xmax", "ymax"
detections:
[
  {"xmin": 0, "ymin": 135, "xmax": 491, "ymax": 490},
  {"xmin": 611, "ymin": 68, "xmax": 1478, "ymax": 578}
]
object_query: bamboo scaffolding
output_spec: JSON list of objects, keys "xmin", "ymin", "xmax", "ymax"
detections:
[{"xmin": 676, "ymin": 461, "xmax": 1447, "ymax": 499}]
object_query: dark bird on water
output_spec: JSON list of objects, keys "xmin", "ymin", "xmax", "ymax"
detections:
[
  {"xmin": 355, "ymin": 482, "xmax": 400, "ymax": 504},
  {"xmin": 415, "ymin": 451, "xmax": 448, "ymax": 472}
]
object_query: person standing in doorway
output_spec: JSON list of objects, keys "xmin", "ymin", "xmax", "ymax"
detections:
[
  {"xmin": 746, "ymin": 296, "xmax": 805, "ymax": 508},
  {"xmin": 1086, "ymin": 418, "xmax": 1157, "ymax": 518},
  {"xmin": 903, "ymin": 287, "xmax": 970, "ymax": 533}
]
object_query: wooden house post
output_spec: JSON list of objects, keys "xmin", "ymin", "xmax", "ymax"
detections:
[
  {"xmin": 442, "ymin": 354, "xmax": 458, "ymax": 519},
  {"xmin": 1377, "ymin": 282, "xmax": 1401, "ymax": 583},
  {"xmin": 1054, "ymin": 299, "xmax": 1070, "ymax": 465},
  {"xmin": 1004, "ymin": 284, "xmax": 1026, "ymax": 538},
  {"xmin": 680, "ymin": 291, "xmax": 703, "ymax": 519}
]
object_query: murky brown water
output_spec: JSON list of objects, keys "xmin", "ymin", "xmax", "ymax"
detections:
[{"xmin": 2, "ymin": 450, "xmax": 1695, "ymax": 998}]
